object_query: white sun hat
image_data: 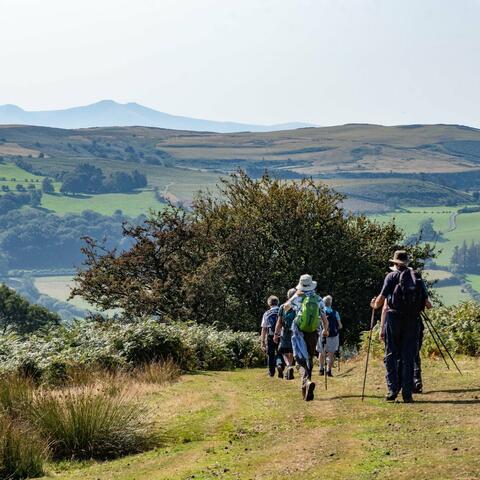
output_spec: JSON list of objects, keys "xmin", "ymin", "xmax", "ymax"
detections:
[{"xmin": 296, "ymin": 274, "xmax": 317, "ymax": 292}]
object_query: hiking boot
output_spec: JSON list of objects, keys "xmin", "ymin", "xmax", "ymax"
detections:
[
  {"xmin": 327, "ymin": 370, "xmax": 333, "ymax": 377},
  {"xmin": 277, "ymin": 365, "xmax": 284, "ymax": 379},
  {"xmin": 302, "ymin": 384, "xmax": 307, "ymax": 400},
  {"xmin": 413, "ymin": 383, "xmax": 423, "ymax": 394},
  {"xmin": 286, "ymin": 367, "xmax": 294, "ymax": 380},
  {"xmin": 319, "ymin": 369, "xmax": 325, "ymax": 376},
  {"xmin": 385, "ymin": 392, "xmax": 397, "ymax": 402},
  {"xmin": 305, "ymin": 381, "xmax": 316, "ymax": 401},
  {"xmin": 403, "ymin": 396, "xmax": 414, "ymax": 403}
]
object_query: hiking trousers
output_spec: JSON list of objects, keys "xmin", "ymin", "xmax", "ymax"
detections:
[
  {"xmin": 384, "ymin": 311, "xmax": 420, "ymax": 398},
  {"xmin": 300, "ymin": 331, "xmax": 319, "ymax": 388},
  {"xmin": 267, "ymin": 335, "xmax": 284, "ymax": 376}
]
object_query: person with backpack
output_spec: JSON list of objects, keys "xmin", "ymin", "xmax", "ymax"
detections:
[
  {"xmin": 286, "ymin": 274, "xmax": 329, "ymax": 401},
  {"xmin": 273, "ymin": 288, "xmax": 296, "ymax": 380},
  {"xmin": 371, "ymin": 250, "xmax": 431, "ymax": 403},
  {"xmin": 317, "ymin": 295, "xmax": 342, "ymax": 377},
  {"xmin": 260, "ymin": 295, "xmax": 285, "ymax": 378}
]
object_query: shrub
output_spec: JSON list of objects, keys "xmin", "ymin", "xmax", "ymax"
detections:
[
  {"xmin": 0, "ymin": 416, "xmax": 46, "ymax": 479},
  {"xmin": 29, "ymin": 385, "xmax": 154, "ymax": 460}
]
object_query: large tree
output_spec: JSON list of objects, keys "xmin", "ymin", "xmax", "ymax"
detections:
[
  {"xmin": 73, "ymin": 172, "xmax": 432, "ymax": 343},
  {"xmin": 0, "ymin": 284, "xmax": 60, "ymax": 334}
]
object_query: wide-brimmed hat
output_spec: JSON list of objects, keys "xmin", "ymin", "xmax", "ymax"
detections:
[
  {"xmin": 296, "ymin": 274, "xmax": 317, "ymax": 292},
  {"xmin": 389, "ymin": 250, "xmax": 410, "ymax": 266}
]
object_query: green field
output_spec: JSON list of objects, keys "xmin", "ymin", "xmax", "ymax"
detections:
[
  {"xmin": 33, "ymin": 275, "xmax": 91, "ymax": 310},
  {"xmin": 42, "ymin": 357, "xmax": 480, "ymax": 480},
  {"xmin": 41, "ymin": 190, "xmax": 161, "ymax": 216}
]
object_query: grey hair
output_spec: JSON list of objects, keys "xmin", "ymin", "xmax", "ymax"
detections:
[
  {"xmin": 323, "ymin": 295, "xmax": 333, "ymax": 307},
  {"xmin": 268, "ymin": 295, "xmax": 279, "ymax": 306},
  {"xmin": 287, "ymin": 288, "xmax": 296, "ymax": 299}
]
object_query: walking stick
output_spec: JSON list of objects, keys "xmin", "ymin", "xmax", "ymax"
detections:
[
  {"xmin": 337, "ymin": 348, "xmax": 341, "ymax": 373},
  {"xmin": 322, "ymin": 335, "xmax": 328, "ymax": 390},
  {"xmin": 361, "ymin": 308, "xmax": 376, "ymax": 402},
  {"xmin": 422, "ymin": 313, "xmax": 462, "ymax": 375},
  {"xmin": 422, "ymin": 313, "xmax": 450, "ymax": 371}
]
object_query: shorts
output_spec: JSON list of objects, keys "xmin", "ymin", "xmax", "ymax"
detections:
[
  {"xmin": 278, "ymin": 346, "xmax": 293, "ymax": 354},
  {"xmin": 317, "ymin": 335, "xmax": 339, "ymax": 354}
]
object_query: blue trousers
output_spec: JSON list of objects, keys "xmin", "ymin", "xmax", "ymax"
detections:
[
  {"xmin": 267, "ymin": 335, "xmax": 284, "ymax": 376},
  {"xmin": 384, "ymin": 311, "xmax": 420, "ymax": 398}
]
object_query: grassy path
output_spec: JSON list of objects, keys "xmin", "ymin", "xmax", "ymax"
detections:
[{"xmin": 45, "ymin": 358, "xmax": 480, "ymax": 480}]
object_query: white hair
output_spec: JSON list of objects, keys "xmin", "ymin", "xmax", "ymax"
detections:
[{"xmin": 323, "ymin": 295, "xmax": 333, "ymax": 307}]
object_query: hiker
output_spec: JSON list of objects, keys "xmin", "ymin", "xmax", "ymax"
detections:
[
  {"xmin": 287, "ymin": 274, "xmax": 329, "ymax": 401},
  {"xmin": 371, "ymin": 250, "xmax": 431, "ymax": 403},
  {"xmin": 273, "ymin": 288, "xmax": 296, "ymax": 380},
  {"xmin": 317, "ymin": 295, "xmax": 342, "ymax": 377},
  {"xmin": 260, "ymin": 295, "xmax": 285, "ymax": 378},
  {"xmin": 380, "ymin": 303, "xmax": 425, "ymax": 393}
]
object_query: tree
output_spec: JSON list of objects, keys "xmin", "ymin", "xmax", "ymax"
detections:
[
  {"xmin": 16, "ymin": 184, "xmax": 26, "ymax": 192},
  {"xmin": 73, "ymin": 172, "xmax": 432, "ymax": 343},
  {"xmin": 418, "ymin": 218, "xmax": 441, "ymax": 242},
  {"xmin": 42, "ymin": 177, "xmax": 55, "ymax": 193},
  {"xmin": 0, "ymin": 284, "xmax": 60, "ymax": 334}
]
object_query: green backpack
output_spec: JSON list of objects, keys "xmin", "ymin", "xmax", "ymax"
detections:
[{"xmin": 295, "ymin": 294, "xmax": 320, "ymax": 333}]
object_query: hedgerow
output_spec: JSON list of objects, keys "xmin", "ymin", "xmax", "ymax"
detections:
[{"xmin": 0, "ymin": 320, "xmax": 264, "ymax": 383}]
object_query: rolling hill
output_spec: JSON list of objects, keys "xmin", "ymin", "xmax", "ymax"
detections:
[
  {"xmin": 1, "ymin": 122, "xmax": 479, "ymax": 211},
  {"xmin": 0, "ymin": 100, "xmax": 314, "ymax": 133}
]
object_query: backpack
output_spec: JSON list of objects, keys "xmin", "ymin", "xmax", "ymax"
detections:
[
  {"xmin": 390, "ymin": 268, "xmax": 426, "ymax": 316},
  {"xmin": 264, "ymin": 308, "xmax": 279, "ymax": 335},
  {"xmin": 295, "ymin": 294, "xmax": 320, "ymax": 333},
  {"xmin": 326, "ymin": 310, "xmax": 339, "ymax": 337},
  {"xmin": 282, "ymin": 307, "xmax": 296, "ymax": 333}
]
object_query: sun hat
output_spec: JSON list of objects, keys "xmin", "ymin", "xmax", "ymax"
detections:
[
  {"xmin": 296, "ymin": 274, "xmax": 317, "ymax": 292},
  {"xmin": 389, "ymin": 250, "xmax": 410, "ymax": 266}
]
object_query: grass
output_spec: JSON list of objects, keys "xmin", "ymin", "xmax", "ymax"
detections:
[
  {"xmin": 39, "ymin": 357, "xmax": 480, "ymax": 480},
  {"xmin": 41, "ymin": 190, "xmax": 162, "ymax": 216},
  {"xmin": 466, "ymin": 273, "xmax": 480, "ymax": 292}
]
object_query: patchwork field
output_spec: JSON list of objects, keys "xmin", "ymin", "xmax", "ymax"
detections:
[{"xmin": 41, "ymin": 357, "xmax": 480, "ymax": 480}]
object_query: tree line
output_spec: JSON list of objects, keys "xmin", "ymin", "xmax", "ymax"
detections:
[
  {"xmin": 451, "ymin": 240, "xmax": 480, "ymax": 274},
  {"xmin": 60, "ymin": 164, "xmax": 147, "ymax": 195}
]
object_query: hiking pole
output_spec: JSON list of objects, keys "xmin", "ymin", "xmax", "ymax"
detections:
[
  {"xmin": 422, "ymin": 312, "xmax": 450, "ymax": 371},
  {"xmin": 361, "ymin": 308, "xmax": 376, "ymax": 402},
  {"xmin": 322, "ymin": 335, "xmax": 328, "ymax": 390},
  {"xmin": 422, "ymin": 313, "xmax": 462, "ymax": 375}
]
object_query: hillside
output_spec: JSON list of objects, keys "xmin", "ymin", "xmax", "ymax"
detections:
[
  {"xmin": 0, "ymin": 100, "xmax": 314, "ymax": 133},
  {"xmin": 43, "ymin": 358, "xmax": 480, "ymax": 480},
  {"xmin": 1, "ymin": 123, "xmax": 479, "ymax": 211}
]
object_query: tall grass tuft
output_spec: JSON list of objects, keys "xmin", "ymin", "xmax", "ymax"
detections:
[
  {"xmin": 0, "ymin": 416, "xmax": 46, "ymax": 479},
  {"xmin": 133, "ymin": 359, "xmax": 181, "ymax": 385},
  {"xmin": 29, "ymin": 385, "xmax": 154, "ymax": 460},
  {"xmin": 0, "ymin": 375, "xmax": 33, "ymax": 418}
]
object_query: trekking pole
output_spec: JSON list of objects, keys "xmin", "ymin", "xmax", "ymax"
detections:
[
  {"xmin": 361, "ymin": 308, "xmax": 376, "ymax": 402},
  {"xmin": 422, "ymin": 313, "xmax": 450, "ymax": 371},
  {"xmin": 322, "ymin": 336, "xmax": 328, "ymax": 390},
  {"xmin": 422, "ymin": 313, "xmax": 462, "ymax": 375}
]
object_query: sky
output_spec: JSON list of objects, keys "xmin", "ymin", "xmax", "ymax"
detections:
[{"xmin": 1, "ymin": 0, "xmax": 479, "ymax": 127}]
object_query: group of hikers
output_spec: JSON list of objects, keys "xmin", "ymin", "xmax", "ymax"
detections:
[{"xmin": 260, "ymin": 250, "xmax": 431, "ymax": 403}]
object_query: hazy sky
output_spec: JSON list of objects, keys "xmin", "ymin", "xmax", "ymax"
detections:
[{"xmin": 1, "ymin": 0, "xmax": 479, "ymax": 126}]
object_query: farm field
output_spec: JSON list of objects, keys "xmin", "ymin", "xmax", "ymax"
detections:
[
  {"xmin": 42, "ymin": 357, "xmax": 480, "ymax": 480},
  {"xmin": 41, "ymin": 190, "xmax": 161, "ymax": 216}
]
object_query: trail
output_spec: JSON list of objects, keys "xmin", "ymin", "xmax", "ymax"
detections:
[
  {"xmin": 45, "ymin": 358, "xmax": 480, "ymax": 480},
  {"xmin": 448, "ymin": 211, "xmax": 458, "ymax": 231}
]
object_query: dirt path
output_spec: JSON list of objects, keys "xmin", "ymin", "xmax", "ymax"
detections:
[
  {"xmin": 45, "ymin": 358, "xmax": 480, "ymax": 480},
  {"xmin": 448, "ymin": 211, "xmax": 458, "ymax": 231}
]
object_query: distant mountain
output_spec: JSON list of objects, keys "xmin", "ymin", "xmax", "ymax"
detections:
[{"xmin": 0, "ymin": 100, "xmax": 315, "ymax": 133}]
